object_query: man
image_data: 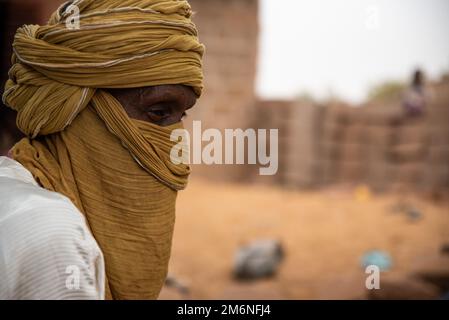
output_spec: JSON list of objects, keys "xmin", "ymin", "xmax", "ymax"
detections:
[{"xmin": 0, "ymin": 0, "xmax": 204, "ymax": 300}]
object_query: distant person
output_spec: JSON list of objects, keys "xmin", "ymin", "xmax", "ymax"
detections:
[{"xmin": 402, "ymin": 69, "xmax": 429, "ymax": 117}]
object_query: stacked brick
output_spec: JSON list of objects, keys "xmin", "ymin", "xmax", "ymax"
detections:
[
  {"xmin": 282, "ymin": 103, "xmax": 324, "ymax": 188},
  {"xmin": 252, "ymin": 100, "xmax": 325, "ymax": 188},
  {"xmin": 423, "ymin": 81, "xmax": 449, "ymax": 194},
  {"xmin": 188, "ymin": 0, "xmax": 259, "ymax": 131},
  {"xmin": 252, "ymin": 78, "xmax": 449, "ymax": 195},
  {"xmin": 249, "ymin": 100, "xmax": 292, "ymax": 185},
  {"xmin": 187, "ymin": 0, "xmax": 259, "ymax": 181}
]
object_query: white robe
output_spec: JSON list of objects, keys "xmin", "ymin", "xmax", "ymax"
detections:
[{"xmin": 0, "ymin": 156, "xmax": 105, "ymax": 300}]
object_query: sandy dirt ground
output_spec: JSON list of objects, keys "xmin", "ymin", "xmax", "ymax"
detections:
[{"xmin": 159, "ymin": 178, "xmax": 449, "ymax": 300}]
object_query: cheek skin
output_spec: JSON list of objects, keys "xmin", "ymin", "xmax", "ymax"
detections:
[
  {"xmin": 124, "ymin": 103, "xmax": 149, "ymax": 122},
  {"xmin": 109, "ymin": 90, "xmax": 146, "ymax": 121}
]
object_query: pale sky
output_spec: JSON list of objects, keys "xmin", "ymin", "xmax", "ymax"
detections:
[{"xmin": 256, "ymin": 0, "xmax": 449, "ymax": 103}]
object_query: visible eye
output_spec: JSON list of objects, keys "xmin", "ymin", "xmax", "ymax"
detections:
[
  {"xmin": 147, "ymin": 107, "xmax": 171, "ymax": 122},
  {"xmin": 145, "ymin": 100, "xmax": 188, "ymax": 126}
]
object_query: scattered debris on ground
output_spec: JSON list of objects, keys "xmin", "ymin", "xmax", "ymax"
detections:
[
  {"xmin": 158, "ymin": 179, "xmax": 449, "ymax": 299},
  {"xmin": 390, "ymin": 201, "xmax": 424, "ymax": 222},
  {"xmin": 233, "ymin": 239, "xmax": 284, "ymax": 280},
  {"xmin": 165, "ymin": 274, "xmax": 190, "ymax": 296},
  {"xmin": 361, "ymin": 250, "xmax": 393, "ymax": 271}
]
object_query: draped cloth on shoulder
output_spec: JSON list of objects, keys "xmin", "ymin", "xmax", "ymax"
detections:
[{"xmin": 2, "ymin": 0, "xmax": 204, "ymax": 299}]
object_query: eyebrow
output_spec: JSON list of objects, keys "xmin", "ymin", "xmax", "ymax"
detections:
[
  {"xmin": 139, "ymin": 86, "xmax": 196, "ymax": 108},
  {"xmin": 139, "ymin": 87, "xmax": 169, "ymax": 100}
]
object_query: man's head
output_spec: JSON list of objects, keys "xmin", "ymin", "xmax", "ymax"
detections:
[{"xmin": 3, "ymin": 0, "xmax": 204, "ymax": 187}]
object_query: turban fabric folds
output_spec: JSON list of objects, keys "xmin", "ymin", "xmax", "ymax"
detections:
[{"xmin": 2, "ymin": 0, "xmax": 204, "ymax": 299}]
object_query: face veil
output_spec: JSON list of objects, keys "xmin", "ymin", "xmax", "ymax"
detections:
[{"xmin": 2, "ymin": 0, "xmax": 204, "ymax": 299}]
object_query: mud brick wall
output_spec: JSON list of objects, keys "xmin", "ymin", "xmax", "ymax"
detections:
[
  {"xmin": 282, "ymin": 103, "xmax": 324, "ymax": 188},
  {"xmin": 252, "ymin": 100, "xmax": 324, "ymax": 188},
  {"xmin": 249, "ymin": 100, "xmax": 293, "ymax": 185},
  {"xmin": 254, "ymin": 79, "xmax": 449, "ymax": 194},
  {"xmin": 315, "ymin": 81, "xmax": 449, "ymax": 193},
  {"xmin": 188, "ymin": 0, "xmax": 259, "ymax": 130},
  {"xmin": 422, "ymin": 80, "xmax": 449, "ymax": 193},
  {"xmin": 187, "ymin": 0, "xmax": 259, "ymax": 181}
]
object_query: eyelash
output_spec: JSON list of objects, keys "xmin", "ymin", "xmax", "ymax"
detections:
[{"xmin": 146, "ymin": 109, "xmax": 188, "ymax": 122}]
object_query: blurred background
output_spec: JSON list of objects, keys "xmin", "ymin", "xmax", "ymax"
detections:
[{"xmin": 1, "ymin": 0, "xmax": 449, "ymax": 299}]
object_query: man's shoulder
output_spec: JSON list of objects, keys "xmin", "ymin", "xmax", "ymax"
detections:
[
  {"xmin": 0, "ymin": 157, "xmax": 104, "ymax": 299},
  {"xmin": 0, "ymin": 156, "xmax": 87, "ymax": 238},
  {"xmin": 0, "ymin": 172, "xmax": 80, "ymax": 224}
]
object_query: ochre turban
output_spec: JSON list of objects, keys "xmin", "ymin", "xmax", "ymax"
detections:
[{"xmin": 2, "ymin": 0, "xmax": 204, "ymax": 299}]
